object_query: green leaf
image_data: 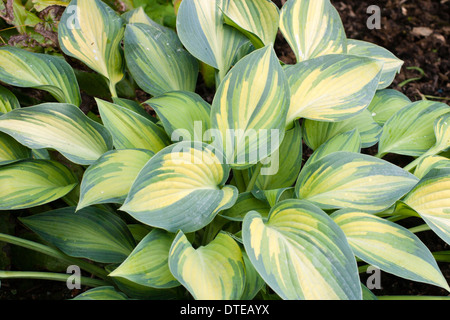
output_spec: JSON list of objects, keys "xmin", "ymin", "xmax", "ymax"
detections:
[
  {"xmin": 0, "ymin": 160, "xmax": 77, "ymax": 210},
  {"xmin": 285, "ymin": 54, "xmax": 383, "ymax": 124},
  {"xmin": 96, "ymin": 99, "xmax": 170, "ymax": 153},
  {"xmin": 0, "ymin": 103, "xmax": 113, "ymax": 165},
  {"xmin": 414, "ymin": 156, "xmax": 450, "ymax": 179},
  {"xmin": 109, "ymin": 229, "xmax": 179, "ymax": 289},
  {"xmin": 378, "ymin": 101, "xmax": 450, "ymax": 157},
  {"xmin": 403, "ymin": 168, "xmax": 450, "ymax": 246},
  {"xmin": 78, "ymin": 149, "xmax": 154, "ymax": 210},
  {"xmin": 124, "ymin": 23, "xmax": 198, "ymax": 97},
  {"xmin": 121, "ymin": 141, "xmax": 238, "ymax": 233},
  {"xmin": 0, "ymin": 47, "xmax": 81, "ymax": 106},
  {"xmin": 0, "ymin": 85, "xmax": 20, "ymax": 114},
  {"xmin": 210, "ymin": 45, "xmax": 290, "ymax": 169},
  {"xmin": 72, "ymin": 286, "xmax": 129, "ymax": 300},
  {"xmin": 123, "ymin": 7, "xmax": 176, "ymax": 36},
  {"xmin": 241, "ymin": 249, "xmax": 265, "ymax": 300},
  {"xmin": 220, "ymin": 192, "xmax": 270, "ymax": 222},
  {"xmin": 431, "ymin": 112, "xmax": 450, "ymax": 154},
  {"xmin": 20, "ymin": 207, "xmax": 136, "ymax": 263},
  {"xmin": 279, "ymin": 0, "xmax": 347, "ymax": 62},
  {"xmin": 303, "ymin": 109, "xmax": 381, "ymax": 150},
  {"xmin": 242, "ymin": 199, "xmax": 361, "ymax": 300},
  {"xmin": 295, "ymin": 152, "xmax": 419, "ymax": 212},
  {"xmin": 176, "ymin": 0, "xmax": 249, "ymax": 81},
  {"xmin": 367, "ymin": 89, "xmax": 411, "ymax": 126},
  {"xmin": 0, "ymin": 132, "xmax": 31, "ymax": 166},
  {"xmin": 147, "ymin": 91, "xmax": 211, "ymax": 142},
  {"xmin": 220, "ymin": 0, "xmax": 279, "ymax": 48},
  {"xmin": 346, "ymin": 39, "xmax": 404, "ymax": 89},
  {"xmin": 169, "ymin": 231, "xmax": 245, "ymax": 300},
  {"xmin": 333, "ymin": 209, "xmax": 450, "ymax": 292},
  {"xmin": 58, "ymin": 0, "xmax": 125, "ymax": 96}
]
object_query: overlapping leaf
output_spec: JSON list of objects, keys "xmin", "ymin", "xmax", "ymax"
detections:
[
  {"xmin": 211, "ymin": 45, "xmax": 290, "ymax": 168},
  {"xmin": 78, "ymin": 149, "xmax": 154, "ymax": 210},
  {"xmin": 58, "ymin": 0, "xmax": 125, "ymax": 96},
  {"xmin": 367, "ymin": 89, "xmax": 411, "ymax": 126},
  {"xmin": 279, "ymin": 0, "xmax": 347, "ymax": 62},
  {"xmin": 169, "ymin": 231, "xmax": 245, "ymax": 300},
  {"xmin": 0, "ymin": 160, "xmax": 77, "ymax": 210},
  {"xmin": 285, "ymin": 54, "xmax": 383, "ymax": 124},
  {"xmin": 0, "ymin": 47, "xmax": 81, "ymax": 106},
  {"xmin": 333, "ymin": 209, "xmax": 450, "ymax": 291},
  {"xmin": 20, "ymin": 207, "xmax": 136, "ymax": 263},
  {"xmin": 0, "ymin": 103, "xmax": 113, "ymax": 165},
  {"xmin": 296, "ymin": 152, "xmax": 419, "ymax": 212},
  {"xmin": 0, "ymin": 132, "xmax": 31, "ymax": 166},
  {"xmin": 121, "ymin": 141, "xmax": 238, "ymax": 233},
  {"xmin": 220, "ymin": 192, "xmax": 271, "ymax": 222},
  {"xmin": 243, "ymin": 200, "xmax": 361, "ymax": 300},
  {"xmin": 0, "ymin": 85, "xmax": 20, "ymax": 114}
]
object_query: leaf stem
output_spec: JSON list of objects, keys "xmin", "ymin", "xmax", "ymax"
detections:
[
  {"xmin": 0, "ymin": 233, "xmax": 110, "ymax": 281},
  {"xmin": 0, "ymin": 271, "xmax": 109, "ymax": 288},
  {"xmin": 246, "ymin": 162, "xmax": 263, "ymax": 192}
]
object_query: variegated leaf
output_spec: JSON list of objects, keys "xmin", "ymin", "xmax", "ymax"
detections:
[
  {"xmin": 367, "ymin": 89, "xmax": 411, "ymax": 126},
  {"xmin": 0, "ymin": 85, "xmax": 20, "ymax": 114},
  {"xmin": 124, "ymin": 23, "xmax": 198, "ymax": 97},
  {"xmin": 169, "ymin": 231, "xmax": 245, "ymax": 300},
  {"xmin": 404, "ymin": 168, "xmax": 450, "ymax": 245},
  {"xmin": 96, "ymin": 99, "xmax": 170, "ymax": 153},
  {"xmin": 0, "ymin": 160, "xmax": 77, "ymax": 210},
  {"xmin": 0, "ymin": 103, "xmax": 113, "ymax": 165},
  {"xmin": 279, "ymin": 0, "xmax": 347, "ymax": 62},
  {"xmin": 121, "ymin": 141, "xmax": 238, "ymax": 233},
  {"xmin": 332, "ymin": 209, "xmax": 450, "ymax": 292},
  {"xmin": 220, "ymin": 0, "xmax": 279, "ymax": 48},
  {"xmin": 241, "ymin": 249, "xmax": 265, "ymax": 300},
  {"xmin": 123, "ymin": 7, "xmax": 177, "ymax": 39},
  {"xmin": 285, "ymin": 54, "xmax": 383, "ymax": 124},
  {"xmin": 0, "ymin": 47, "xmax": 81, "ymax": 106},
  {"xmin": 414, "ymin": 156, "xmax": 450, "ymax": 179},
  {"xmin": 302, "ymin": 109, "xmax": 381, "ymax": 150},
  {"xmin": 72, "ymin": 286, "xmax": 128, "ymax": 300},
  {"xmin": 211, "ymin": 45, "xmax": 290, "ymax": 169},
  {"xmin": 431, "ymin": 112, "xmax": 450, "ymax": 154},
  {"xmin": 346, "ymin": 39, "xmax": 404, "ymax": 89},
  {"xmin": 0, "ymin": 132, "xmax": 31, "ymax": 166},
  {"xmin": 305, "ymin": 129, "xmax": 361, "ymax": 168},
  {"xmin": 220, "ymin": 192, "xmax": 271, "ymax": 222},
  {"xmin": 243, "ymin": 199, "xmax": 361, "ymax": 300},
  {"xmin": 109, "ymin": 229, "xmax": 179, "ymax": 289},
  {"xmin": 378, "ymin": 101, "xmax": 450, "ymax": 157},
  {"xmin": 78, "ymin": 149, "xmax": 154, "ymax": 210},
  {"xmin": 295, "ymin": 151, "xmax": 419, "ymax": 212},
  {"xmin": 20, "ymin": 206, "xmax": 136, "ymax": 263},
  {"xmin": 58, "ymin": 0, "xmax": 125, "ymax": 96},
  {"xmin": 176, "ymin": 0, "xmax": 249, "ymax": 81},
  {"xmin": 147, "ymin": 91, "xmax": 211, "ymax": 142}
]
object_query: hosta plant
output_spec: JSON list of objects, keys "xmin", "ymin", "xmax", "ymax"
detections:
[{"xmin": 0, "ymin": 0, "xmax": 449, "ymax": 301}]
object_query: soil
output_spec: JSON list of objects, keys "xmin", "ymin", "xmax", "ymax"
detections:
[{"xmin": 1, "ymin": 0, "xmax": 449, "ymax": 300}]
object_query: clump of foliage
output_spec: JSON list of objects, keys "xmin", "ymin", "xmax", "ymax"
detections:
[{"xmin": 0, "ymin": 0, "xmax": 449, "ymax": 300}]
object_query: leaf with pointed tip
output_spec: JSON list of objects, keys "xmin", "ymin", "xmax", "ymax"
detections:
[
  {"xmin": 58, "ymin": 0, "xmax": 125, "ymax": 96},
  {"xmin": 220, "ymin": 0, "xmax": 279, "ymax": 48},
  {"xmin": 367, "ymin": 89, "xmax": 411, "ymax": 126},
  {"xmin": 378, "ymin": 101, "xmax": 450, "ymax": 157},
  {"xmin": 0, "ymin": 85, "xmax": 20, "ymax": 114},
  {"xmin": 243, "ymin": 200, "xmax": 361, "ymax": 300},
  {"xmin": 78, "ymin": 149, "xmax": 154, "ymax": 210},
  {"xmin": 295, "ymin": 152, "xmax": 419, "ymax": 212},
  {"xmin": 0, "ymin": 132, "xmax": 31, "ymax": 166},
  {"xmin": 72, "ymin": 286, "xmax": 129, "ymax": 300},
  {"xmin": 121, "ymin": 141, "xmax": 238, "ymax": 233},
  {"xmin": 147, "ymin": 91, "xmax": 211, "ymax": 142},
  {"xmin": 124, "ymin": 23, "xmax": 198, "ymax": 97},
  {"xmin": 0, "ymin": 103, "xmax": 112, "ymax": 165},
  {"xmin": 176, "ymin": 0, "xmax": 249, "ymax": 81},
  {"xmin": 110, "ymin": 229, "xmax": 179, "ymax": 289},
  {"xmin": 346, "ymin": 39, "xmax": 404, "ymax": 89},
  {"xmin": 20, "ymin": 207, "xmax": 136, "ymax": 263},
  {"xmin": 303, "ymin": 109, "xmax": 381, "ymax": 150},
  {"xmin": 0, "ymin": 47, "xmax": 81, "ymax": 106},
  {"xmin": 96, "ymin": 99, "xmax": 170, "ymax": 153},
  {"xmin": 211, "ymin": 46, "xmax": 290, "ymax": 169},
  {"xmin": 285, "ymin": 54, "xmax": 382, "ymax": 124},
  {"xmin": 333, "ymin": 209, "xmax": 450, "ymax": 292},
  {"xmin": 0, "ymin": 160, "xmax": 77, "ymax": 210},
  {"xmin": 169, "ymin": 231, "xmax": 245, "ymax": 300},
  {"xmin": 414, "ymin": 156, "xmax": 450, "ymax": 179},
  {"xmin": 279, "ymin": 0, "xmax": 347, "ymax": 62}
]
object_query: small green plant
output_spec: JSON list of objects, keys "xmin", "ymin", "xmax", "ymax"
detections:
[{"xmin": 0, "ymin": 0, "xmax": 449, "ymax": 300}]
